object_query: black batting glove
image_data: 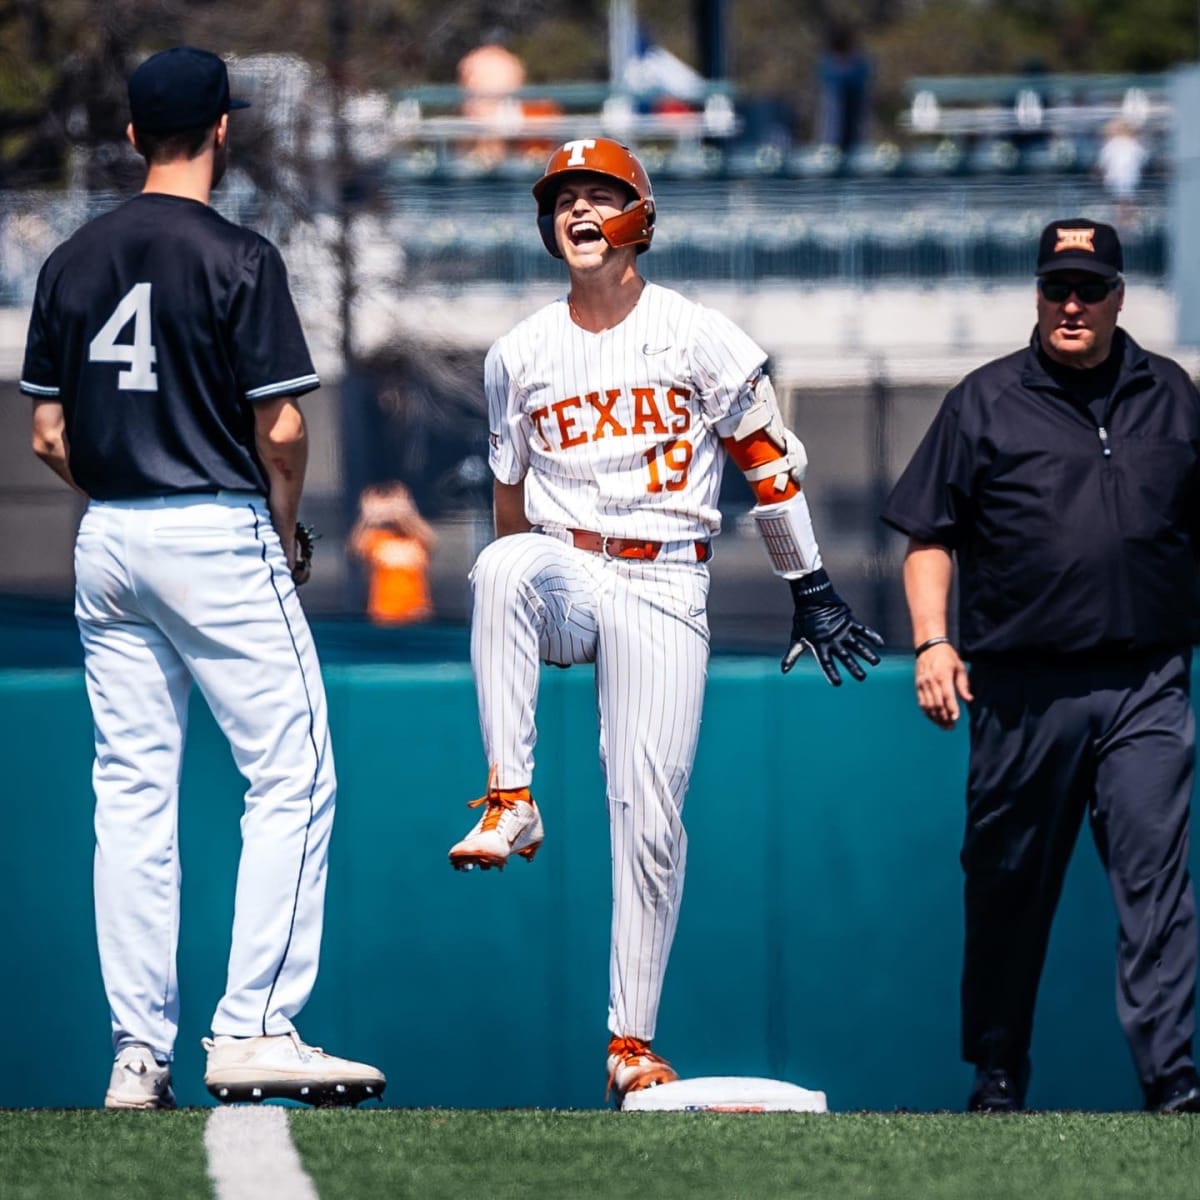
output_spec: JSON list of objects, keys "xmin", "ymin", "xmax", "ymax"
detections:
[
  {"xmin": 782, "ymin": 567, "xmax": 884, "ymax": 685},
  {"xmin": 292, "ymin": 521, "xmax": 318, "ymax": 587}
]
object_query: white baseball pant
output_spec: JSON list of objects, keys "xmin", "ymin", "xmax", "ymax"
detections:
[
  {"xmin": 470, "ymin": 530, "xmax": 710, "ymax": 1040},
  {"xmin": 74, "ymin": 493, "xmax": 335, "ymax": 1061}
]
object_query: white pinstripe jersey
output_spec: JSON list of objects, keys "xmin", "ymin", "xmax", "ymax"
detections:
[{"xmin": 486, "ymin": 282, "xmax": 767, "ymax": 540}]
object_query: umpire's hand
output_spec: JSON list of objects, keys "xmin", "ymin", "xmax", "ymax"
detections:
[
  {"xmin": 782, "ymin": 568, "xmax": 884, "ymax": 686},
  {"xmin": 915, "ymin": 641, "xmax": 973, "ymax": 730}
]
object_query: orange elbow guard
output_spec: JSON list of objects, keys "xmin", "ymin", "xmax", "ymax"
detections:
[{"xmin": 724, "ymin": 431, "xmax": 802, "ymax": 504}]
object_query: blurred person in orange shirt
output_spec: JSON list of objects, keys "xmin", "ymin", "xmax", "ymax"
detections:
[{"xmin": 350, "ymin": 483, "xmax": 437, "ymax": 625}]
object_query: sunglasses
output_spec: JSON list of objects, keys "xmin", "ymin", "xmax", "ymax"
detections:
[{"xmin": 1038, "ymin": 277, "xmax": 1120, "ymax": 304}]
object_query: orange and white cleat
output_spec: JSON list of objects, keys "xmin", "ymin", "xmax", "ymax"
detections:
[
  {"xmin": 448, "ymin": 774, "xmax": 544, "ymax": 871},
  {"xmin": 607, "ymin": 1035, "xmax": 678, "ymax": 1103}
]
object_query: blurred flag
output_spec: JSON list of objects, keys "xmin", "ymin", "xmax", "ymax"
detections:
[{"xmin": 623, "ymin": 28, "xmax": 706, "ymax": 102}]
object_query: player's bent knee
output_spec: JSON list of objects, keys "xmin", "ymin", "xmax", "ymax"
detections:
[{"xmin": 471, "ymin": 532, "xmax": 550, "ymax": 589}]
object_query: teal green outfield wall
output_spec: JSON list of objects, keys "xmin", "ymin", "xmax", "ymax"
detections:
[{"xmin": 0, "ymin": 659, "xmax": 1173, "ymax": 1110}]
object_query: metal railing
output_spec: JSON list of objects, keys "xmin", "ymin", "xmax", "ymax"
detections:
[
  {"xmin": 902, "ymin": 71, "xmax": 1170, "ymax": 138},
  {"xmin": 387, "ymin": 80, "xmax": 741, "ymax": 170}
]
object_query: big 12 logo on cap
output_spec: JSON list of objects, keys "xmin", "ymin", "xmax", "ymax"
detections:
[{"xmin": 1054, "ymin": 228, "xmax": 1095, "ymax": 253}]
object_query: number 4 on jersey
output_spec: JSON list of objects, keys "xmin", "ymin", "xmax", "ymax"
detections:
[{"xmin": 89, "ymin": 282, "xmax": 159, "ymax": 391}]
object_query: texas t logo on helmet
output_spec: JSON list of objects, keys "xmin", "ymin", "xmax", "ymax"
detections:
[
  {"xmin": 561, "ymin": 138, "xmax": 597, "ymax": 166},
  {"xmin": 532, "ymin": 137, "xmax": 656, "ymax": 258}
]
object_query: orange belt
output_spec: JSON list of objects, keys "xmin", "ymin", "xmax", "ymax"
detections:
[{"xmin": 569, "ymin": 528, "xmax": 711, "ymax": 562}]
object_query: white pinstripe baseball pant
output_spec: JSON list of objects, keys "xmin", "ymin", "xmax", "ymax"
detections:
[{"xmin": 470, "ymin": 530, "xmax": 710, "ymax": 1040}]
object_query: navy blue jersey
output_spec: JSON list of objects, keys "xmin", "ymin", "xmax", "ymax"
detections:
[{"xmin": 19, "ymin": 192, "xmax": 318, "ymax": 499}]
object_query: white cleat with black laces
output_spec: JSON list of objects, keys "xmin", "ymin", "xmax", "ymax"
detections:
[{"xmin": 202, "ymin": 1032, "xmax": 386, "ymax": 1107}]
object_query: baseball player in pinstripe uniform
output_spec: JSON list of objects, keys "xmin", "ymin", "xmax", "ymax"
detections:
[
  {"xmin": 448, "ymin": 138, "xmax": 882, "ymax": 1103},
  {"xmin": 20, "ymin": 47, "xmax": 383, "ymax": 1109}
]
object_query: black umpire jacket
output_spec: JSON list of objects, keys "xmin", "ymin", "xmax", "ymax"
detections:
[{"xmin": 882, "ymin": 328, "xmax": 1200, "ymax": 661}]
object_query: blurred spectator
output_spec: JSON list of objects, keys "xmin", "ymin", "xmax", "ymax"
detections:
[
  {"xmin": 458, "ymin": 32, "xmax": 526, "ymax": 110},
  {"xmin": 457, "ymin": 31, "xmax": 561, "ymax": 164},
  {"xmin": 1010, "ymin": 58, "xmax": 1051, "ymax": 154},
  {"xmin": 350, "ymin": 483, "xmax": 437, "ymax": 625},
  {"xmin": 1099, "ymin": 117, "xmax": 1148, "ymax": 226},
  {"xmin": 817, "ymin": 23, "xmax": 870, "ymax": 153},
  {"xmin": 457, "ymin": 32, "xmax": 527, "ymax": 165}
]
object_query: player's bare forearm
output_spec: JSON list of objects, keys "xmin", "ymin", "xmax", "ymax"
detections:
[
  {"xmin": 903, "ymin": 539, "xmax": 972, "ymax": 728},
  {"xmin": 253, "ymin": 396, "xmax": 308, "ymax": 561},
  {"xmin": 264, "ymin": 458, "xmax": 304, "ymax": 560},
  {"xmin": 31, "ymin": 399, "xmax": 85, "ymax": 494},
  {"xmin": 493, "ymin": 479, "xmax": 532, "ymax": 537},
  {"xmin": 903, "ymin": 540, "xmax": 954, "ymax": 644}
]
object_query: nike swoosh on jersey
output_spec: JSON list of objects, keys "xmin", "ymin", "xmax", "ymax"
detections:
[{"xmin": 642, "ymin": 343, "xmax": 672, "ymax": 355}]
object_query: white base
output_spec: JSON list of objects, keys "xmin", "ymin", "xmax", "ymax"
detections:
[{"xmin": 619, "ymin": 1076, "xmax": 828, "ymax": 1113}]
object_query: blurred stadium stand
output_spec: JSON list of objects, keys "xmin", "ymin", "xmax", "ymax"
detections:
[
  {"xmin": 384, "ymin": 71, "xmax": 1169, "ymax": 185},
  {"xmin": 370, "ymin": 176, "xmax": 1166, "ymax": 286},
  {"xmin": 214, "ymin": 55, "xmax": 1173, "ymax": 188},
  {"xmin": 0, "ymin": 175, "xmax": 1169, "ymax": 302},
  {"xmin": 0, "ymin": 68, "xmax": 1188, "ymax": 658}
]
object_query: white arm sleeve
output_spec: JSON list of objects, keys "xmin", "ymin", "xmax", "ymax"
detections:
[{"xmin": 484, "ymin": 340, "xmax": 530, "ymax": 484}]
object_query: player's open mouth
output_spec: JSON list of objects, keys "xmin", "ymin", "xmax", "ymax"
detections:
[{"xmin": 569, "ymin": 221, "xmax": 603, "ymax": 244}]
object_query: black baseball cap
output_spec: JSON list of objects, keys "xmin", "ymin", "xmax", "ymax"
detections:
[
  {"xmin": 128, "ymin": 46, "xmax": 249, "ymax": 134},
  {"xmin": 1035, "ymin": 218, "xmax": 1123, "ymax": 279}
]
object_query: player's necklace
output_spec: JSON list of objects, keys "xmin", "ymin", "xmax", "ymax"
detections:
[
  {"xmin": 568, "ymin": 282, "xmax": 643, "ymax": 333},
  {"xmin": 568, "ymin": 293, "xmax": 600, "ymax": 330}
]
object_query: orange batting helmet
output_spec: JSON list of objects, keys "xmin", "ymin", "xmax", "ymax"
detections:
[{"xmin": 532, "ymin": 138, "xmax": 655, "ymax": 258}]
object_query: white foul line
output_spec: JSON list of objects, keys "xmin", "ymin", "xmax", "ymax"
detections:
[{"xmin": 205, "ymin": 1106, "xmax": 320, "ymax": 1200}]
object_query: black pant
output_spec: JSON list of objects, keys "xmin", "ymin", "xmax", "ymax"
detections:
[{"xmin": 961, "ymin": 649, "xmax": 1198, "ymax": 1096}]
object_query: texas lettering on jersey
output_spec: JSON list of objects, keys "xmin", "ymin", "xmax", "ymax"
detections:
[{"xmin": 530, "ymin": 385, "xmax": 692, "ymax": 451}]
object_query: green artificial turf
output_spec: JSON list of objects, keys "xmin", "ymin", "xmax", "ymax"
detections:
[
  {"xmin": 5, "ymin": 1109, "xmax": 1200, "ymax": 1200},
  {"xmin": 289, "ymin": 1109, "xmax": 1200, "ymax": 1200},
  {"xmin": 0, "ymin": 1109, "xmax": 211, "ymax": 1200}
]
